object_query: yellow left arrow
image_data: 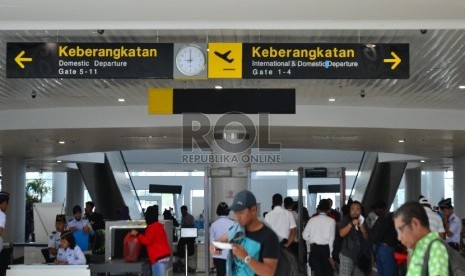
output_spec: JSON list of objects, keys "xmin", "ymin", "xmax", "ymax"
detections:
[
  {"xmin": 15, "ymin": 51, "xmax": 32, "ymax": 69},
  {"xmin": 383, "ymin": 51, "xmax": 401, "ymax": 70}
]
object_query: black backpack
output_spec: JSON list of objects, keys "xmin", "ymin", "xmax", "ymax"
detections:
[
  {"xmin": 274, "ymin": 246, "xmax": 307, "ymax": 276},
  {"xmin": 422, "ymin": 238, "xmax": 465, "ymax": 276}
]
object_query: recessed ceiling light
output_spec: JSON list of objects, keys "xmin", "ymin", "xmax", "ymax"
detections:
[
  {"xmin": 58, "ymin": 141, "xmax": 65, "ymax": 144},
  {"xmin": 420, "ymin": 160, "xmax": 425, "ymax": 163},
  {"xmin": 328, "ymin": 98, "xmax": 336, "ymax": 102},
  {"xmin": 118, "ymin": 98, "xmax": 125, "ymax": 102},
  {"xmin": 57, "ymin": 160, "xmax": 62, "ymax": 163},
  {"xmin": 398, "ymin": 139, "xmax": 405, "ymax": 143},
  {"xmin": 215, "ymin": 85, "xmax": 223, "ymax": 90},
  {"xmin": 459, "ymin": 85, "xmax": 465, "ymax": 89}
]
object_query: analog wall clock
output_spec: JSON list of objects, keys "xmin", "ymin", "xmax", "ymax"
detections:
[{"xmin": 175, "ymin": 44, "xmax": 206, "ymax": 76}]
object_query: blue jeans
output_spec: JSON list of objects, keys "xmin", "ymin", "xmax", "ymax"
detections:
[
  {"xmin": 152, "ymin": 260, "xmax": 168, "ymax": 276},
  {"xmin": 375, "ymin": 243, "xmax": 396, "ymax": 276}
]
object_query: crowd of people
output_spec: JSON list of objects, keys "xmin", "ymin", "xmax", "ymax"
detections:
[
  {"xmin": 209, "ymin": 191, "xmax": 464, "ymax": 276},
  {"xmin": 1, "ymin": 186, "xmax": 464, "ymax": 276}
]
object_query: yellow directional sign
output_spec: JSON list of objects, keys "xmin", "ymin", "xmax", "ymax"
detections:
[
  {"xmin": 148, "ymin": 88, "xmax": 174, "ymax": 115},
  {"xmin": 14, "ymin": 50, "xmax": 32, "ymax": 69},
  {"xmin": 383, "ymin": 51, "xmax": 401, "ymax": 70},
  {"xmin": 208, "ymin": 43, "xmax": 242, "ymax": 78}
]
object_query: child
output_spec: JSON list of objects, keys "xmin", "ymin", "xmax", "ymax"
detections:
[
  {"xmin": 55, "ymin": 231, "xmax": 86, "ymax": 265},
  {"xmin": 131, "ymin": 205, "xmax": 171, "ymax": 276}
]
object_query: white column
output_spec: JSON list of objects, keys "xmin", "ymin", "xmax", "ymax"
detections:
[
  {"xmin": 210, "ymin": 130, "xmax": 251, "ymax": 221},
  {"xmin": 422, "ymin": 171, "xmax": 444, "ymax": 207},
  {"xmin": 52, "ymin": 172, "xmax": 67, "ymax": 203},
  {"xmin": 452, "ymin": 157, "xmax": 465, "ymax": 218},
  {"xmin": 66, "ymin": 170, "xmax": 84, "ymax": 216},
  {"xmin": 1, "ymin": 157, "xmax": 26, "ymax": 242}
]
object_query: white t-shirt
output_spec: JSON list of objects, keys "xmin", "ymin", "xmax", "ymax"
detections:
[
  {"xmin": 424, "ymin": 207, "xmax": 445, "ymax": 234},
  {"xmin": 264, "ymin": 206, "xmax": 297, "ymax": 241}
]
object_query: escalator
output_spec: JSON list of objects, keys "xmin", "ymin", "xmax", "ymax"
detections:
[
  {"xmin": 350, "ymin": 152, "xmax": 407, "ymax": 212},
  {"xmin": 77, "ymin": 151, "xmax": 142, "ymax": 220}
]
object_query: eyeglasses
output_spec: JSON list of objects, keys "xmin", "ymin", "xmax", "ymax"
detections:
[{"xmin": 396, "ymin": 220, "xmax": 412, "ymax": 235}]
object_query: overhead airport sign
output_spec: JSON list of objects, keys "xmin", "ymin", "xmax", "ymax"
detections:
[
  {"xmin": 209, "ymin": 43, "xmax": 409, "ymax": 79},
  {"xmin": 6, "ymin": 43, "xmax": 174, "ymax": 78},
  {"xmin": 7, "ymin": 42, "xmax": 408, "ymax": 79},
  {"xmin": 147, "ymin": 88, "xmax": 295, "ymax": 114}
]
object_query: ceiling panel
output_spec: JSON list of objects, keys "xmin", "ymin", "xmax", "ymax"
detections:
[{"xmin": 1, "ymin": 29, "xmax": 465, "ymax": 172}]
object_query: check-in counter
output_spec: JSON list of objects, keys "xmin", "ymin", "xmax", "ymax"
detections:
[{"xmin": 7, "ymin": 265, "xmax": 90, "ymax": 276}]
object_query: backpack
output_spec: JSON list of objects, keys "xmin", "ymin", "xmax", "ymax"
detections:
[
  {"xmin": 422, "ymin": 238, "xmax": 465, "ymax": 276},
  {"xmin": 274, "ymin": 246, "xmax": 308, "ymax": 276}
]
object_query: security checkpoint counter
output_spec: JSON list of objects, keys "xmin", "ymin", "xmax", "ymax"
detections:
[
  {"xmin": 7, "ymin": 265, "xmax": 90, "ymax": 276},
  {"xmin": 89, "ymin": 259, "xmax": 151, "ymax": 276}
]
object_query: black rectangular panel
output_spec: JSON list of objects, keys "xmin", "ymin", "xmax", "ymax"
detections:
[
  {"xmin": 7, "ymin": 42, "xmax": 174, "ymax": 79},
  {"xmin": 307, "ymin": 185, "xmax": 340, "ymax": 193},
  {"xmin": 242, "ymin": 43, "xmax": 409, "ymax": 79},
  {"xmin": 173, "ymin": 89, "xmax": 295, "ymax": 114},
  {"xmin": 149, "ymin": 184, "xmax": 182, "ymax": 194},
  {"xmin": 304, "ymin": 167, "xmax": 328, "ymax": 178}
]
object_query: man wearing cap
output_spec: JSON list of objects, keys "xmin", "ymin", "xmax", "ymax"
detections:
[
  {"xmin": 41, "ymin": 214, "xmax": 66, "ymax": 263},
  {"xmin": 210, "ymin": 202, "xmax": 234, "ymax": 276},
  {"xmin": 0, "ymin": 191, "xmax": 9, "ymax": 254},
  {"xmin": 418, "ymin": 195, "xmax": 445, "ymax": 239},
  {"xmin": 302, "ymin": 199, "xmax": 336, "ymax": 276},
  {"xmin": 439, "ymin": 198, "xmax": 462, "ymax": 251},
  {"xmin": 226, "ymin": 190, "xmax": 279, "ymax": 275}
]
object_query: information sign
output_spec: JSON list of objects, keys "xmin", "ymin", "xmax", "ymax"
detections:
[
  {"xmin": 241, "ymin": 43, "xmax": 409, "ymax": 79},
  {"xmin": 6, "ymin": 43, "xmax": 174, "ymax": 79}
]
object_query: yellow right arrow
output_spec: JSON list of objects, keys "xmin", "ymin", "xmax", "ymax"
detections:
[
  {"xmin": 15, "ymin": 50, "xmax": 32, "ymax": 69},
  {"xmin": 383, "ymin": 51, "xmax": 401, "ymax": 70}
]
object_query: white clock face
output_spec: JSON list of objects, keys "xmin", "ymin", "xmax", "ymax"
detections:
[{"xmin": 175, "ymin": 44, "xmax": 206, "ymax": 76}]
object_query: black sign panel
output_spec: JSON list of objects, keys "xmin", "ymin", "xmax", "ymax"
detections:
[
  {"xmin": 172, "ymin": 88, "xmax": 295, "ymax": 114},
  {"xmin": 242, "ymin": 43, "xmax": 409, "ymax": 79},
  {"xmin": 6, "ymin": 43, "xmax": 174, "ymax": 79}
]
